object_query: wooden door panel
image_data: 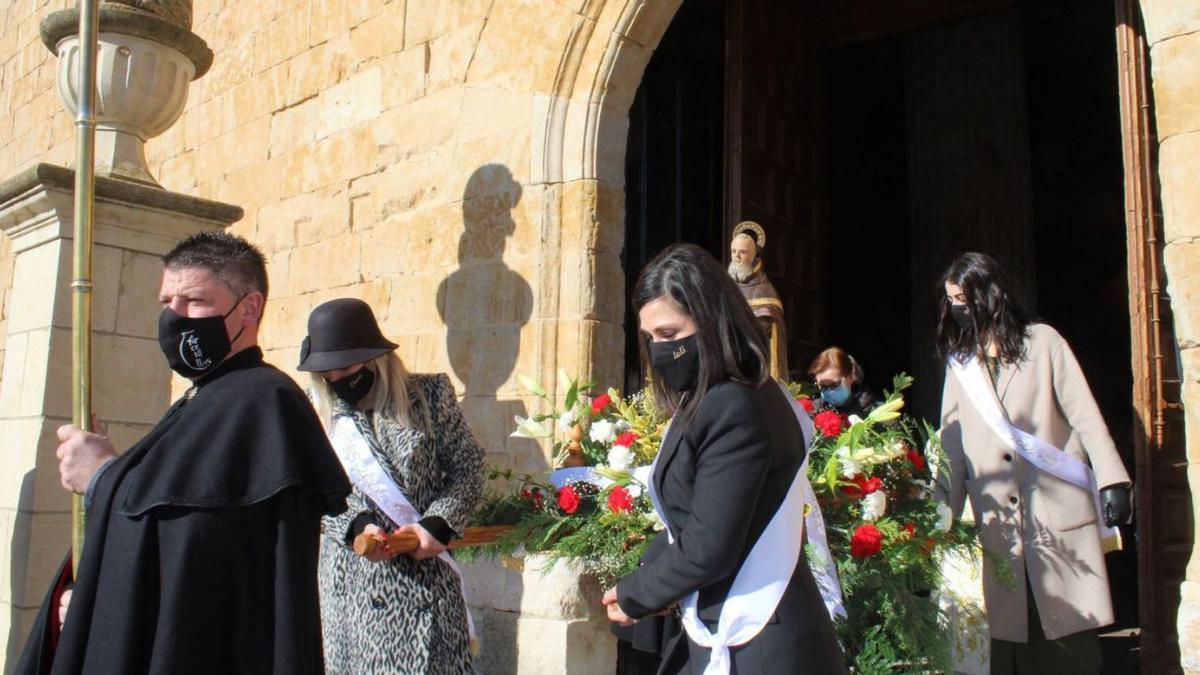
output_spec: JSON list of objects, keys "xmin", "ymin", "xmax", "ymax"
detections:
[
  {"xmin": 727, "ymin": 0, "xmax": 825, "ymax": 375},
  {"xmin": 1115, "ymin": 0, "xmax": 1190, "ymax": 670}
]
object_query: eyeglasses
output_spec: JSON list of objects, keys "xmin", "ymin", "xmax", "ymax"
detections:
[{"xmin": 815, "ymin": 378, "xmax": 844, "ymax": 391}]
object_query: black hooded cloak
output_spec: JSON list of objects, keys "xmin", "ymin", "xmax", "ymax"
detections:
[{"xmin": 16, "ymin": 347, "xmax": 350, "ymax": 674}]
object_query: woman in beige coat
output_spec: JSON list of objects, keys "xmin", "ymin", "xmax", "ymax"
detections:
[{"xmin": 936, "ymin": 252, "xmax": 1132, "ymax": 674}]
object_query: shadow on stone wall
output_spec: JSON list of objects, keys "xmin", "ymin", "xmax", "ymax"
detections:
[
  {"xmin": 6, "ymin": 470, "xmax": 38, "ymax": 669},
  {"xmin": 437, "ymin": 164, "xmax": 544, "ymax": 673}
]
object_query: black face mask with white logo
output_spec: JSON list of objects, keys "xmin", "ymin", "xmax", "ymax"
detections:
[
  {"xmin": 158, "ymin": 296, "xmax": 246, "ymax": 379},
  {"xmin": 649, "ymin": 334, "xmax": 700, "ymax": 393},
  {"xmin": 330, "ymin": 366, "xmax": 376, "ymax": 406}
]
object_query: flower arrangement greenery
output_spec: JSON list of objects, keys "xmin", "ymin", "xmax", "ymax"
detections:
[{"xmin": 463, "ymin": 372, "xmax": 988, "ymax": 673}]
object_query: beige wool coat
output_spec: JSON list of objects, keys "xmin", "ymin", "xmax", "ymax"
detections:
[{"xmin": 939, "ymin": 323, "xmax": 1131, "ymax": 642}]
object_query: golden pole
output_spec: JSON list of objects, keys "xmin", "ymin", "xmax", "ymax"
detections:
[{"xmin": 70, "ymin": 0, "xmax": 101, "ymax": 576}]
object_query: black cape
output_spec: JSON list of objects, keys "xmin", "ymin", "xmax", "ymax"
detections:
[{"xmin": 16, "ymin": 347, "xmax": 351, "ymax": 675}]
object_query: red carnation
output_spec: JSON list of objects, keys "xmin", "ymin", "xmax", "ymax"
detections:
[
  {"xmin": 850, "ymin": 524, "xmax": 884, "ymax": 558},
  {"xmin": 608, "ymin": 486, "xmax": 634, "ymax": 514},
  {"xmin": 901, "ymin": 522, "xmax": 916, "ymax": 540},
  {"xmin": 798, "ymin": 397, "xmax": 815, "ymax": 413},
  {"xmin": 614, "ymin": 431, "xmax": 640, "ymax": 448},
  {"xmin": 521, "ymin": 487, "xmax": 544, "ymax": 509},
  {"xmin": 813, "ymin": 410, "xmax": 846, "ymax": 437},
  {"xmin": 591, "ymin": 393, "xmax": 613, "ymax": 414},
  {"xmin": 557, "ymin": 485, "xmax": 580, "ymax": 514},
  {"xmin": 907, "ymin": 448, "xmax": 927, "ymax": 473},
  {"xmin": 839, "ymin": 474, "xmax": 883, "ymax": 499}
]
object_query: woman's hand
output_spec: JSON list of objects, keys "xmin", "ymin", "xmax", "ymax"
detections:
[
  {"xmin": 361, "ymin": 524, "xmax": 398, "ymax": 562},
  {"xmin": 396, "ymin": 523, "xmax": 447, "ymax": 560},
  {"xmin": 603, "ymin": 587, "xmax": 635, "ymax": 626}
]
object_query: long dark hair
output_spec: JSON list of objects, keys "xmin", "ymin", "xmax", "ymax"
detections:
[
  {"xmin": 935, "ymin": 252, "xmax": 1031, "ymax": 364},
  {"xmin": 632, "ymin": 243, "xmax": 770, "ymax": 423}
]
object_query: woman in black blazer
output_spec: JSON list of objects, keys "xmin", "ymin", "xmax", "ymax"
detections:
[{"xmin": 602, "ymin": 244, "xmax": 844, "ymax": 674}]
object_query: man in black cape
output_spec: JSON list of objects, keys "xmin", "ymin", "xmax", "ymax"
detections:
[{"xmin": 16, "ymin": 231, "xmax": 351, "ymax": 674}]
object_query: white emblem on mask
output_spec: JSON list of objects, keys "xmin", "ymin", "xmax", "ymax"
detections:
[{"xmin": 178, "ymin": 330, "xmax": 212, "ymax": 370}]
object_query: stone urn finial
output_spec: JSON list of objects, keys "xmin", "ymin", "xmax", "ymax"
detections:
[{"xmin": 40, "ymin": 1, "xmax": 213, "ymax": 187}]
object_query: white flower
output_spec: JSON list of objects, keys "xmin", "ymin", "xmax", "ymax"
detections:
[
  {"xmin": 626, "ymin": 483, "xmax": 643, "ymax": 499},
  {"xmin": 615, "ymin": 419, "xmax": 632, "ymax": 433},
  {"xmin": 913, "ymin": 478, "xmax": 935, "ymax": 499},
  {"xmin": 839, "ymin": 457, "xmax": 863, "ymax": 478},
  {"xmin": 848, "ymin": 414, "xmax": 864, "ymax": 427},
  {"xmin": 606, "ymin": 444, "xmax": 634, "ymax": 471},
  {"xmin": 646, "ymin": 508, "xmax": 666, "ymax": 532},
  {"xmin": 882, "ymin": 440, "xmax": 907, "ymax": 461},
  {"xmin": 937, "ymin": 502, "xmax": 954, "ymax": 531},
  {"xmin": 835, "ymin": 446, "xmax": 862, "ymax": 477},
  {"xmin": 512, "ymin": 415, "xmax": 551, "ymax": 439},
  {"xmin": 862, "ymin": 491, "xmax": 887, "ymax": 521},
  {"xmin": 557, "ymin": 409, "xmax": 577, "ymax": 432},
  {"xmin": 589, "ymin": 419, "xmax": 616, "ymax": 444}
]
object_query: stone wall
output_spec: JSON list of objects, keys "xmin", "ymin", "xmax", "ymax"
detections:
[
  {"xmin": 0, "ymin": 1, "xmax": 678, "ymax": 671},
  {"xmin": 1142, "ymin": 0, "xmax": 1200, "ymax": 671},
  {"xmin": 0, "ymin": 0, "xmax": 1196, "ymax": 670}
]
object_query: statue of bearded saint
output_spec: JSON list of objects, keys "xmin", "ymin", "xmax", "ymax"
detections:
[{"xmin": 728, "ymin": 221, "xmax": 788, "ymax": 381}]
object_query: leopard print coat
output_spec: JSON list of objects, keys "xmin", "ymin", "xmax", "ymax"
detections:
[{"xmin": 319, "ymin": 374, "xmax": 485, "ymax": 675}]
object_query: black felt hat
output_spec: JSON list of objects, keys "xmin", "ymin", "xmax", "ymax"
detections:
[{"xmin": 296, "ymin": 298, "xmax": 397, "ymax": 372}]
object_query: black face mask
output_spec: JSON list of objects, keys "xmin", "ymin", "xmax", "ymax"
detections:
[
  {"xmin": 330, "ymin": 366, "xmax": 375, "ymax": 405},
  {"xmin": 158, "ymin": 296, "xmax": 246, "ymax": 379},
  {"xmin": 649, "ymin": 334, "xmax": 700, "ymax": 393},
  {"xmin": 950, "ymin": 304, "xmax": 973, "ymax": 331}
]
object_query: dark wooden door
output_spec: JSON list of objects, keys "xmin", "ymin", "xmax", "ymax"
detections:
[
  {"xmin": 726, "ymin": 0, "xmax": 826, "ymax": 378},
  {"xmin": 621, "ymin": 0, "xmax": 725, "ymax": 395},
  {"xmin": 1116, "ymin": 2, "xmax": 1190, "ymax": 671}
]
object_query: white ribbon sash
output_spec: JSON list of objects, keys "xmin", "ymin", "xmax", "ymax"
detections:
[
  {"xmin": 646, "ymin": 388, "xmax": 843, "ymax": 675},
  {"xmin": 329, "ymin": 415, "xmax": 476, "ymax": 638},
  {"xmin": 947, "ymin": 357, "xmax": 1119, "ymax": 548},
  {"xmin": 784, "ymin": 394, "xmax": 847, "ymax": 623}
]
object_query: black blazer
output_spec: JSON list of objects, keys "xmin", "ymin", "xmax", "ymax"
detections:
[{"xmin": 616, "ymin": 380, "xmax": 844, "ymax": 674}]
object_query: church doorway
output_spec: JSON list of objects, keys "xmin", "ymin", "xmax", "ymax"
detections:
[{"xmin": 620, "ymin": 0, "xmax": 1186, "ymax": 671}]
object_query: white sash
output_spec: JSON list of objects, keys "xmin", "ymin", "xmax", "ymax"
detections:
[
  {"xmin": 947, "ymin": 357, "xmax": 1119, "ymax": 548},
  {"xmin": 646, "ymin": 390, "xmax": 843, "ymax": 675},
  {"xmin": 785, "ymin": 395, "xmax": 846, "ymax": 623},
  {"xmin": 329, "ymin": 415, "xmax": 476, "ymax": 638}
]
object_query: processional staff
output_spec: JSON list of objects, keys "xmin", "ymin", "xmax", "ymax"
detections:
[{"xmin": 69, "ymin": 0, "xmax": 102, "ymax": 576}]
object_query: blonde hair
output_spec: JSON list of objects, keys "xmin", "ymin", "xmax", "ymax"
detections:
[{"xmin": 310, "ymin": 352, "xmax": 429, "ymax": 434}]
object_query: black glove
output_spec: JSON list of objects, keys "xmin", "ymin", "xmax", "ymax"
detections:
[{"xmin": 1100, "ymin": 484, "xmax": 1132, "ymax": 528}]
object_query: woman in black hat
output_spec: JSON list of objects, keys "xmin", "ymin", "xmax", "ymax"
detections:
[{"xmin": 298, "ymin": 298, "xmax": 485, "ymax": 675}]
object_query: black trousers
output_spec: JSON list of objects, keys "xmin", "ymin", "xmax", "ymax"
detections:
[{"xmin": 990, "ymin": 578, "xmax": 1101, "ymax": 675}]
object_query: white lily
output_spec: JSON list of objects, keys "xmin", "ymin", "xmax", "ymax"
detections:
[
  {"xmin": 866, "ymin": 397, "xmax": 904, "ymax": 424},
  {"xmin": 511, "ymin": 415, "xmax": 551, "ymax": 439},
  {"xmin": 517, "ymin": 375, "xmax": 547, "ymax": 397},
  {"xmin": 839, "ymin": 457, "xmax": 863, "ymax": 478},
  {"xmin": 880, "ymin": 440, "xmax": 907, "ymax": 461}
]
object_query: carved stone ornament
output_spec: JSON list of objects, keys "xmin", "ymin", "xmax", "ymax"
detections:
[{"xmin": 39, "ymin": 1, "xmax": 212, "ymax": 187}]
